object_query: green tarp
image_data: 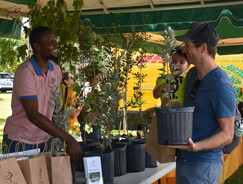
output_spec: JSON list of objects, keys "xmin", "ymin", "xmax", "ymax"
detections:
[
  {"xmin": 1, "ymin": 0, "xmax": 243, "ymax": 54},
  {"xmin": 80, "ymin": 5, "xmax": 243, "ymax": 36},
  {"xmin": 0, "ymin": 19, "xmax": 22, "ymax": 39},
  {"xmin": 81, "ymin": 4, "xmax": 243, "ymax": 55},
  {"xmin": 0, "ymin": 0, "xmax": 34, "ymax": 39}
]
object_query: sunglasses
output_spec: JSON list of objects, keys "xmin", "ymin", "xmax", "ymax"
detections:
[{"xmin": 190, "ymin": 79, "xmax": 201, "ymax": 99}]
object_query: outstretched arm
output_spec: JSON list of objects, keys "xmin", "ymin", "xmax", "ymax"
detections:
[{"xmin": 21, "ymin": 98, "xmax": 83, "ymax": 166}]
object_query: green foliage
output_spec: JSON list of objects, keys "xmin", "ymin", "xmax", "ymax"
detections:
[
  {"xmin": 128, "ymin": 55, "xmax": 149, "ymax": 138},
  {"xmin": 17, "ymin": 44, "xmax": 29, "ymax": 62},
  {"xmin": 118, "ymin": 31, "xmax": 149, "ymax": 93},
  {"xmin": 26, "ymin": 0, "xmax": 84, "ymax": 62},
  {"xmin": 49, "ymin": 78, "xmax": 71, "ymax": 152},
  {"xmin": 0, "ymin": 38, "xmax": 23, "ymax": 73},
  {"xmin": 85, "ymin": 45, "xmax": 122, "ymax": 153},
  {"xmin": 82, "ymin": 46, "xmax": 106, "ymax": 79},
  {"xmin": 80, "ymin": 28, "xmax": 150, "ymax": 137},
  {"xmin": 28, "ymin": 0, "xmax": 83, "ymax": 44},
  {"xmin": 115, "ymin": 31, "xmax": 149, "ymax": 134},
  {"xmin": 160, "ymin": 27, "xmax": 178, "ymax": 66},
  {"xmin": 159, "ymin": 27, "xmax": 178, "ymax": 109},
  {"xmin": 128, "ymin": 56, "xmax": 147, "ymax": 109}
]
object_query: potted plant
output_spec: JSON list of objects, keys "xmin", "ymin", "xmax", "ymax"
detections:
[
  {"xmin": 128, "ymin": 55, "xmax": 157, "ymax": 169},
  {"xmin": 81, "ymin": 44, "xmax": 122, "ymax": 184},
  {"xmin": 155, "ymin": 27, "xmax": 194, "ymax": 145},
  {"xmin": 49, "ymin": 78, "xmax": 71, "ymax": 153},
  {"xmin": 106, "ymin": 31, "xmax": 150, "ymax": 173},
  {"xmin": 116, "ymin": 31, "xmax": 149, "ymax": 136},
  {"xmin": 116, "ymin": 54, "xmax": 146, "ymax": 173}
]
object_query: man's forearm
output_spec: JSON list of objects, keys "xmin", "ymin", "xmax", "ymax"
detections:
[
  {"xmin": 28, "ymin": 112, "xmax": 75, "ymax": 144},
  {"xmin": 194, "ymin": 130, "xmax": 233, "ymax": 152}
]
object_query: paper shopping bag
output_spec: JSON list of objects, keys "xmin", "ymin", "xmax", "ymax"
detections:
[
  {"xmin": 0, "ymin": 157, "xmax": 27, "ymax": 184},
  {"xmin": 43, "ymin": 152, "xmax": 52, "ymax": 183},
  {"xmin": 145, "ymin": 114, "xmax": 176, "ymax": 163},
  {"xmin": 18, "ymin": 154, "xmax": 50, "ymax": 184},
  {"xmin": 51, "ymin": 153, "xmax": 72, "ymax": 184}
]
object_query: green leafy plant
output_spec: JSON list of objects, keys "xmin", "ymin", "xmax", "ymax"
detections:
[
  {"xmin": 116, "ymin": 31, "xmax": 150, "ymax": 135},
  {"xmin": 128, "ymin": 55, "xmax": 147, "ymax": 110},
  {"xmin": 128, "ymin": 54, "xmax": 148, "ymax": 138},
  {"xmin": 0, "ymin": 37, "xmax": 24, "ymax": 73},
  {"xmin": 84, "ymin": 45, "xmax": 122, "ymax": 153},
  {"xmin": 49, "ymin": 78, "xmax": 71, "ymax": 152},
  {"xmin": 158, "ymin": 27, "xmax": 178, "ymax": 109}
]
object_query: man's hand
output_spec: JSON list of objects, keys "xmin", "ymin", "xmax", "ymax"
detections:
[
  {"xmin": 223, "ymin": 154, "xmax": 229, "ymax": 161},
  {"xmin": 167, "ymin": 138, "xmax": 197, "ymax": 152},
  {"xmin": 171, "ymin": 101, "xmax": 180, "ymax": 107},
  {"xmin": 153, "ymin": 83, "xmax": 171, "ymax": 99},
  {"xmin": 66, "ymin": 140, "xmax": 83, "ymax": 167},
  {"xmin": 158, "ymin": 83, "xmax": 170, "ymax": 93}
]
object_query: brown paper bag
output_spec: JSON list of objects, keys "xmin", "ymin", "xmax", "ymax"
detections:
[
  {"xmin": 0, "ymin": 157, "xmax": 27, "ymax": 184},
  {"xmin": 51, "ymin": 153, "xmax": 72, "ymax": 184},
  {"xmin": 44, "ymin": 152, "xmax": 52, "ymax": 183},
  {"xmin": 145, "ymin": 114, "xmax": 176, "ymax": 163},
  {"xmin": 18, "ymin": 154, "xmax": 50, "ymax": 184}
]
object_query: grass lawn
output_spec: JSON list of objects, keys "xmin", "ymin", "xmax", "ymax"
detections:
[
  {"xmin": 225, "ymin": 165, "xmax": 243, "ymax": 184},
  {"xmin": 0, "ymin": 92, "xmax": 242, "ymax": 183},
  {"xmin": 0, "ymin": 92, "xmax": 12, "ymax": 153}
]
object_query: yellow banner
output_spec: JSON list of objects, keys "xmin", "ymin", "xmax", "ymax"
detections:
[{"xmin": 127, "ymin": 54, "xmax": 243, "ymax": 111}]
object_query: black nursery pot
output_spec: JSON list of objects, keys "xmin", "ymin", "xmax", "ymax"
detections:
[
  {"xmin": 145, "ymin": 151, "xmax": 157, "ymax": 168},
  {"xmin": 84, "ymin": 150, "xmax": 114, "ymax": 184},
  {"xmin": 126, "ymin": 139, "xmax": 145, "ymax": 173},
  {"xmin": 155, "ymin": 106, "xmax": 194, "ymax": 145},
  {"xmin": 113, "ymin": 143, "xmax": 127, "ymax": 176}
]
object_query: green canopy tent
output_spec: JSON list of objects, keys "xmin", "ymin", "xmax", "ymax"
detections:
[
  {"xmin": 1, "ymin": 0, "xmax": 243, "ymax": 54},
  {"xmin": 80, "ymin": 3, "xmax": 243, "ymax": 55},
  {"xmin": 0, "ymin": 0, "xmax": 33, "ymax": 39}
]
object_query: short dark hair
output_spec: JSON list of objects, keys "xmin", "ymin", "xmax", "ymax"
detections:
[
  {"xmin": 193, "ymin": 41, "xmax": 217, "ymax": 59},
  {"xmin": 29, "ymin": 26, "xmax": 53, "ymax": 49}
]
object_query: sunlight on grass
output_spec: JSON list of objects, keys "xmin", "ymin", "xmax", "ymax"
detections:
[
  {"xmin": 225, "ymin": 166, "xmax": 243, "ymax": 184},
  {"xmin": 111, "ymin": 130, "xmax": 137, "ymax": 137},
  {"xmin": 0, "ymin": 92, "xmax": 12, "ymax": 153}
]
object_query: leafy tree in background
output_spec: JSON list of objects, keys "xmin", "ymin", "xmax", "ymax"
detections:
[{"xmin": 0, "ymin": 38, "xmax": 23, "ymax": 73}]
